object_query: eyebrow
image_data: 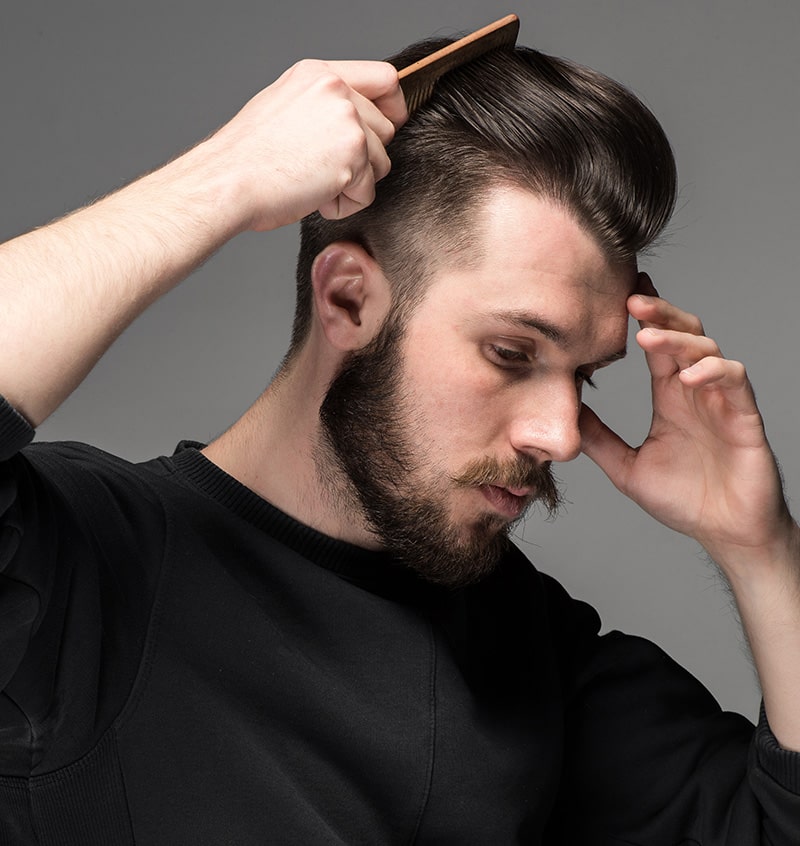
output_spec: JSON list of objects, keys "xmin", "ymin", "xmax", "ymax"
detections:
[{"xmin": 491, "ymin": 309, "xmax": 628, "ymax": 366}]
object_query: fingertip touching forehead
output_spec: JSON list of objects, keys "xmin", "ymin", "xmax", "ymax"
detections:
[{"xmin": 289, "ymin": 36, "xmax": 677, "ymax": 357}]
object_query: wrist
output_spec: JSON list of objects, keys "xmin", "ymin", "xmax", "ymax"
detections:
[
  {"xmin": 721, "ymin": 521, "xmax": 800, "ymax": 754},
  {"xmin": 140, "ymin": 137, "xmax": 255, "ymax": 241},
  {"xmin": 708, "ymin": 518, "xmax": 800, "ymax": 593}
]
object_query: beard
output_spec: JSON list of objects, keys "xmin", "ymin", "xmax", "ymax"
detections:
[{"xmin": 318, "ymin": 312, "xmax": 563, "ymax": 588}]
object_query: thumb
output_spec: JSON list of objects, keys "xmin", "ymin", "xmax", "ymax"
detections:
[{"xmin": 580, "ymin": 404, "xmax": 637, "ymax": 492}]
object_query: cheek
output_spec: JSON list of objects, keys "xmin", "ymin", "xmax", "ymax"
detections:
[
  {"xmin": 399, "ymin": 309, "xmax": 527, "ymax": 461},
  {"xmin": 401, "ymin": 347, "xmax": 505, "ymax": 460}
]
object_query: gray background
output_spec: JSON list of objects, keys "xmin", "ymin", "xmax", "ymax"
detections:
[{"xmin": 1, "ymin": 1, "xmax": 797, "ymax": 719}]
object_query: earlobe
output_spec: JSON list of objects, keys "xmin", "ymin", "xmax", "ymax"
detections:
[{"xmin": 311, "ymin": 242, "xmax": 391, "ymax": 351}]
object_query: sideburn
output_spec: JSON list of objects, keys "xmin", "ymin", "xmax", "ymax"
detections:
[{"xmin": 319, "ymin": 313, "xmax": 415, "ymax": 505}]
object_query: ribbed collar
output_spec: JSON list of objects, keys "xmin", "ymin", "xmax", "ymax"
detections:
[{"xmin": 168, "ymin": 441, "xmax": 451, "ymax": 606}]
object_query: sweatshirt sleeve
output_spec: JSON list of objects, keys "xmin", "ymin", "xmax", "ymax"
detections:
[
  {"xmin": 0, "ymin": 396, "xmax": 34, "ymax": 460},
  {"xmin": 541, "ymin": 573, "xmax": 800, "ymax": 845},
  {"xmin": 0, "ymin": 395, "xmax": 165, "ymax": 777},
  {"xmin": 0, "ymin": 396, "xmax": 43, "ymax": 701}
]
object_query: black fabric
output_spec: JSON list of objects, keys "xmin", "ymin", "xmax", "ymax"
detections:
[
  {"xmin": 0, "ymin": 399, "xmax": 32, "ymax": 463},
  {"xmin": 0, "ymin": 402, "xmax": 799, "ymax": 843}
]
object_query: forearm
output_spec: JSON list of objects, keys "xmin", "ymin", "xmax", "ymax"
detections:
[
  {"xmin": 0, "ymin": 59, "xmax": 402, "ymax": 429},
  {"xmin": 716, "ymin": 521, "xmax": 800, "ymax": 752},
  {"xmin": 583, "ymin": 286, "xmax": 800, "ymax": 751},
  {"xmin": 0, "ymin": 139, "xmax": 244, "ymax": 427}
]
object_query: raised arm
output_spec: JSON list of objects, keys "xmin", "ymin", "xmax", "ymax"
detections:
[
  {"xmin": 580, "ymin": 274, "xmax": 800, "ymax": 753},
  {"xmin": 0, "ymin": 59, "xmax": 406, "ymax": 428}
]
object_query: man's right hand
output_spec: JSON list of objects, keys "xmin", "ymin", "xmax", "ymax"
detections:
[
  {"xmin": 0, "ymin": 59, "xmax": 406, "ymax": 428},
  {"xmin": 202, "ymin": 60, "xmax": 407, "ymax": 232}
]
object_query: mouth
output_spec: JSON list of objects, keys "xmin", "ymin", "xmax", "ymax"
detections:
[{"xmin": 479, "ymin": 484, "xmax": 531, "ymax": 520}]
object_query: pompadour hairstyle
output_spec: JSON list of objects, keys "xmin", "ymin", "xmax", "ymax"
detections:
[{"xmin": 289, "ymin": 37, "xmax": 677, "ymax": 357}]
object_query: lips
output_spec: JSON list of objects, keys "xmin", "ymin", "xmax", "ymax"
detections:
[
  {"xmin": 479, "ymin": 484, "xmax": 531, "ymax": 520},
  {"xmin": 503, "ymin": 485, "xmax": 533, "ymax": 498}
]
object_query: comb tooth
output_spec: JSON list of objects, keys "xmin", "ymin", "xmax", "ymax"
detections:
[
  {"xmin": 398, "ymin": 14, "xmax": 520, "ymax": 115},
  {"xmin": 402, "ymin": 79, "xmax": 435, "ymax": 115},
  {"xmin": 415, "ymin": 84, "xmax": 434, "ymax": 113}
]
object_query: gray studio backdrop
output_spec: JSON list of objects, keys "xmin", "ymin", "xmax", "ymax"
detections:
[{"xmin": 2, "ymin": 1, "xmax": 797, "ymax": 720}]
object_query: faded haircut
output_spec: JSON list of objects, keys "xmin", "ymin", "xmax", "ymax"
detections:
[{"xmin": 288, "ymin": 37, "xmax": 677, "ymax": 359}]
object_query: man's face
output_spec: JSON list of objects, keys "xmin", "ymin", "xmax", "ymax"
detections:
[{"xmin": 320, "ymin": 187, "xmax": 635, "ymax": 586}]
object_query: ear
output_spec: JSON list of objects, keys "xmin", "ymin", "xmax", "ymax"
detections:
[{"xmin": 311, "ymin": 242, "xmax": 392, "ymax": 351}]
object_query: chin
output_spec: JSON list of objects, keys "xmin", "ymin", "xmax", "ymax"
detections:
[{"xmin": 402, "ymin": 520, "xmax": 513, "ymax": 589}]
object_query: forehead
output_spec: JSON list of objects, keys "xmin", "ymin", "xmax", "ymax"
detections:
[{"xmin": 421, "ymin": 186, "xmax": 637, "ymax": 356}]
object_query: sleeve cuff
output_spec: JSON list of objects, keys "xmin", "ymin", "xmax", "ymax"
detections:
[
  {"xmin": 756, "ymin": 702, "xmax": 800, "ymax": 794},
  {"xmin": 0, "ymin": 396, "xmax": 35, "ymax": 461}
]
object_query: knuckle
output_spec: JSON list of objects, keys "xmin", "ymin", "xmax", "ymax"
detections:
[
  {"xmin": 376, "ymin": 115, "xmax": 396, "ymax": 144},
  {"xmin": 340, "ymin": 124, "xmax": 368, "ymax": 159},
  {"xmin": 283, "ymin": 59, "xmax": 318, "ymax": 84},
  {"xmin": 336, "ymin": 98, "xmax": 360, "ymax": 124},
  {"xmin": 314, "ymin": 70, "xmax": 350, "ymax": 99},
  {"xmin": 335, "ymin": 164, "xmax": 356, "ymax": 192},
  {"xmin": 689, "ymin": 315, "xmax": 705, "ymax": 335},
  {"xmin": 729, "ymin": 360, "xmax": 747, "ymax": 381},
  {"xmin": 321, "ymin": 99, "xmax": 361, "ymax": 139},
  {"xmin": 373, "ymin": 154, "xmax": 391, "ymax": 181},
  {"xmin": 292, "ymin": 58, "xmax": 326, "ymax": 75}
]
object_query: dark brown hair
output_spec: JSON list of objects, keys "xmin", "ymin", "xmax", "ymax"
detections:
[{"xmin": 289, "ymin": 38, "xmax": 677, "ymax": 357}]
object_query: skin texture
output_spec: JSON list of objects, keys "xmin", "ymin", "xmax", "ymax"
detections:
[
  {"xmin": 213, "ymin": 184, "xmax": 800, "ymax": 750},
  {"xmin": 0, "ymin": 60, "xmax": 406, "ymax": 426},
  {"xmin": 0, "ymin": 60, "xmax": 798, "ymax": 751},
  {"xmin": 213, "ymin": 189, "xmax": 636, "ymax": 556}
]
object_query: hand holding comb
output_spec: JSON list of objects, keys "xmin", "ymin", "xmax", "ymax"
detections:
[{"xmin": 398, "ymin": 14, "xmax": 520, "ymax": 114}]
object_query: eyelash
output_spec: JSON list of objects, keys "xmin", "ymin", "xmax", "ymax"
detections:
[
  {"xmin": 489, "ymin": 344, "xmax": 531, "ymax": 365},
  {"xmin": 488, "ymin": 345, "xmax": 598, "ymax": 390}
]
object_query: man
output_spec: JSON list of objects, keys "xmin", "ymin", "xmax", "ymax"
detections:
[{"xmin": 0, "ymin": 33, "xmax": 798, "ymax": 845}]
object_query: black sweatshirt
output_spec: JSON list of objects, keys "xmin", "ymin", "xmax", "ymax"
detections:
[{"xmin": 0, "ymin": 398, "xmax": 798, "ymax": 844}]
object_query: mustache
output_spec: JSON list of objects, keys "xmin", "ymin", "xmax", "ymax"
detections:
[{"xmin": 452, "ymin": 456, "xmax": 563, "ymax": 517}]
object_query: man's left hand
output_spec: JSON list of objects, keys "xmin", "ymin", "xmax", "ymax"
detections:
[{"xmin": 579, "ymin": 272, "xmax": 798, "ymax": 578}]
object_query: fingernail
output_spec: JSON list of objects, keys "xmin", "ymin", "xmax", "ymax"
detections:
[{"xmin": 637, "ymin": 273, "xmax": 660, "ymax": 297}]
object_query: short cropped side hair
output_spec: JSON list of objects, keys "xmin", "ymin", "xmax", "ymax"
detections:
[{"xmin": 289, "ymin": 38, "xmax": 677, "ymax": 356}]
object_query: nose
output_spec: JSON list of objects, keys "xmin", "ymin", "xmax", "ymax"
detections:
[{"xmin": 507, "ymin": 383, "xmax": 583, "ymax": 463}]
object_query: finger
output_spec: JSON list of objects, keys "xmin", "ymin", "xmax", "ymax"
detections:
[
  {"xmin": 635, "ymin": 271, "xmax": 659, "ymax": 298},
  {"xmin": 339, "ymin": 164, "xmax": 377, "ymax": 216},
  {"xmin": 579, "ymin": 404, "xmax": 637, "ymax": 493},
  {"xmin": 628, "ymin": 291, "xmax": 705, "ymax": 337},
  {"xmin": 317, "ymin": 197, "xmax": 341, "ymax": 220},
  {"xmin": 372, "ymin": 87, "xmax": 409, "ymax": 131},
  {"xmin": 319, "ymin": 176, "xmax": 374, "ymax": 219},
  {"xmin": 637, "ymin": 327, "xmax": 722, "ymax": 373},
  {"xmin": 363, "ymin": 123, "xmax": 392, "ymax": 182},
  {"xmin": 349, "ymin": 88, "xmax": 398, "ymax": 147},
  {"xmin": 326, "ymin": 60, "xmax": 408, "ymax": 127},
  {"xmin": 679, "ymin": 357, "xmax": 758, "ymax": 412},
  {"xmin": 319, "ymin": 124, "xmax": 390, "ymax": 219}
]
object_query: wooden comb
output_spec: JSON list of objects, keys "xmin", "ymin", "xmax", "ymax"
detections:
[{"xmin": 398, "ymin": 14, "xmax": 520, "ymax": 114}]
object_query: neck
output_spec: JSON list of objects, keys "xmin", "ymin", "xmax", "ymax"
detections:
[{"xmin": 202, "ymin": 353, "xmax": 378, "ymax": 549}]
